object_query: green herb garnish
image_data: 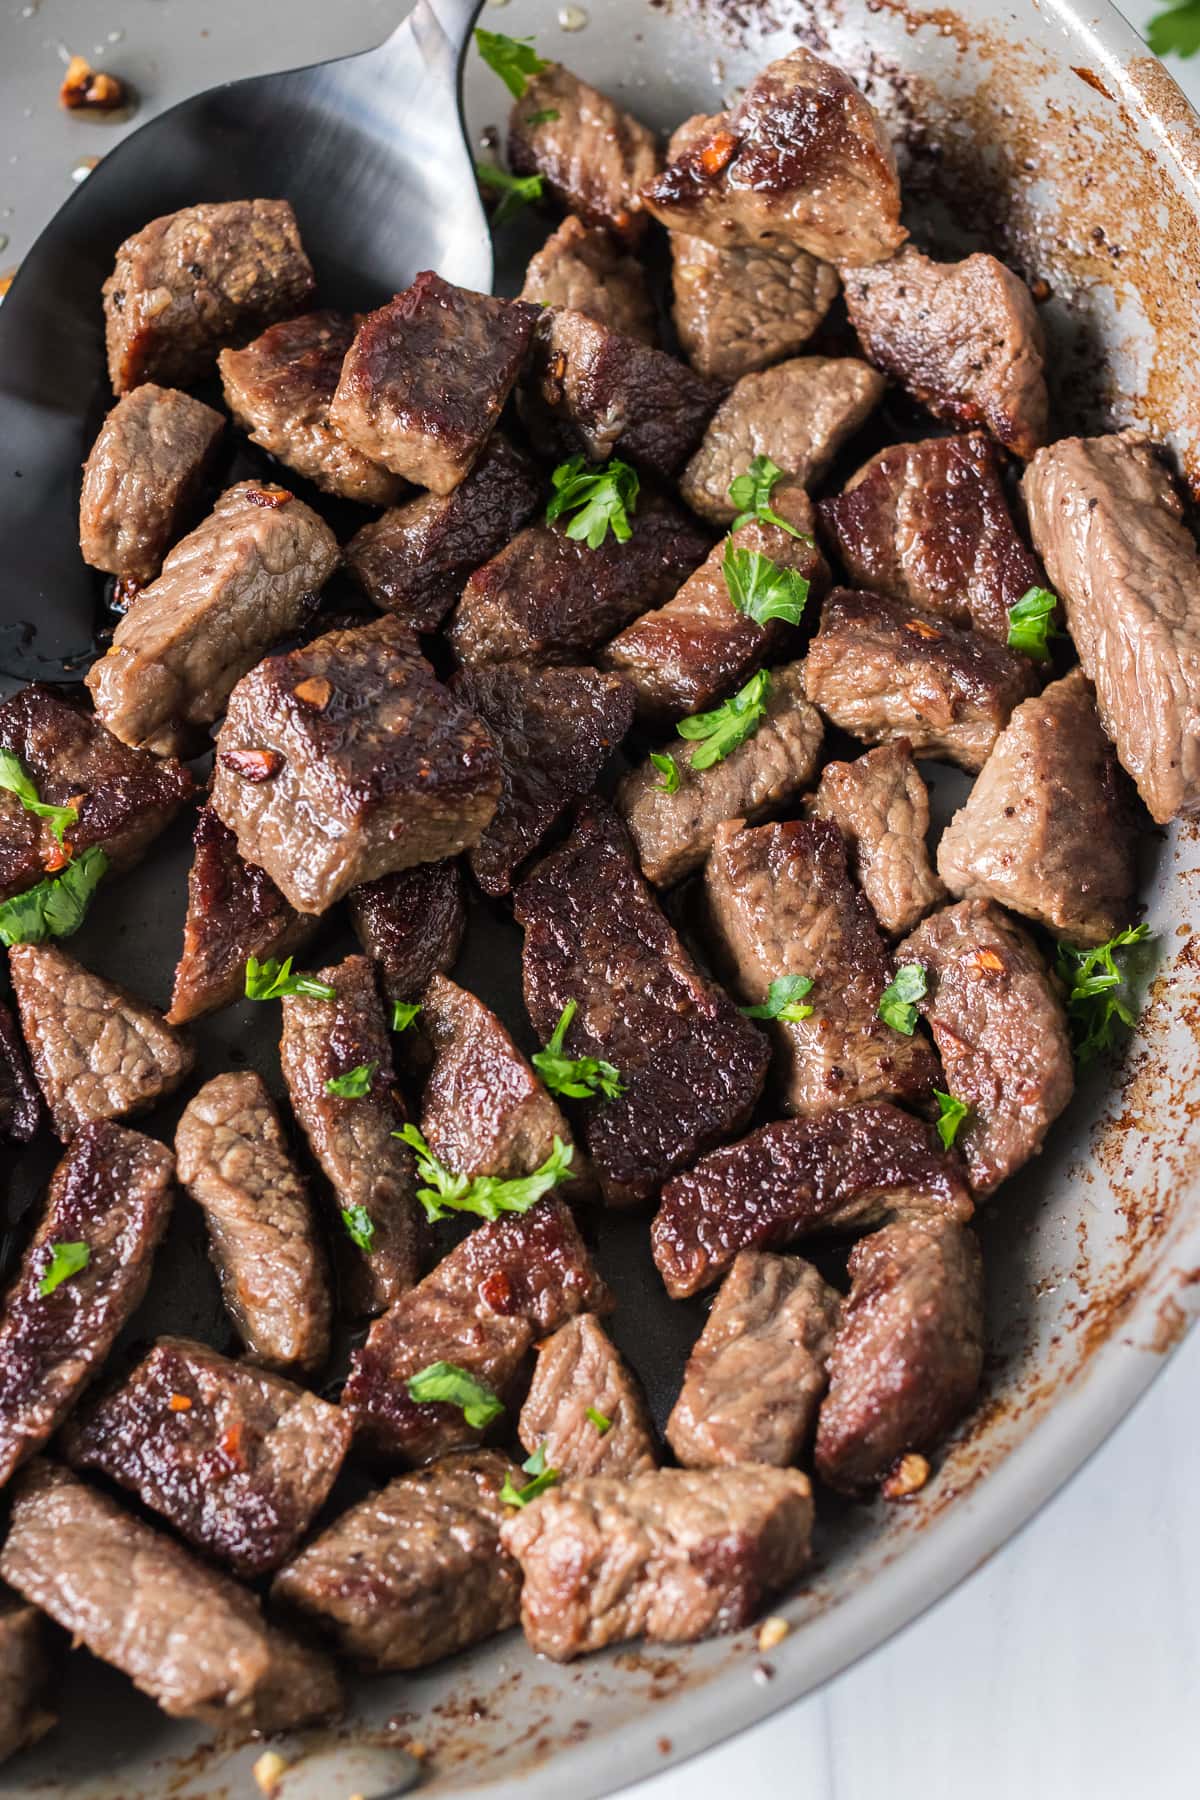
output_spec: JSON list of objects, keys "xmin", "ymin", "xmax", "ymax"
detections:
[
  {"xmin": 37, "ymin": 1241, "xmax": 89, "ymax": 1297},
  {"xmin": 0, "ymin": 749, "xmax": 77, "ymax": 844},
  {"xmin": 722, "ymin": 544, "xmax": 810, "ymax": 627},
  {"xmin": 1146, "ymin": 0, "xmax": 1200, "ymax": 55},
  {"xmin": 325, "ymin": 1062, "xmax": 377, "ymax": 1099},
  {"xmin": 523, "ymin": 107, "xmax": 561, "ymax": 125},
  {"xmin": 391, "ymin": 1000, "xmax": 422, "ymax": 1033},
  {"xmin": 532, "ymin": 999, "xmax": 625, "ymax": 1101},
  {"xmin": 407, "ymin": 1361, "xmax": 506, "ymax": 1429},
  {"xmin": 501, "ymin": 1443, "xmax": 560, "ymax": 1507},
  {"xmin": 740, "ymin": 975, "xmax": 814, "ymax": 1023},
  {"xmin": 676, "ymin": 670, "xmax": 771, "ymax": 771},
  {"xmin": 0, "ymin": 844, "xmax": 107, "ymax": 948},
  {"xmin": 727, "ymin": 455, "xmax": 810, "ymax": 541},
  {"xmin": 649, "ymin": 752, "xmax": 681, "ymax": 795},
  {"xmin": 340, "ymin": 1205, "xmax": 375, "ymax": 1253},
  {"xmin": 585, "ymin": 1406, "xmax": 612, "ymax": 1435},
  {"xmin": 1006, "ymin": 586, "xmax": 1061, "ymax": 661},
  {"xmin": 474, "ymin": 27, "xmax": 549, "ymax": 98},
  {"xmin": 476, "ymin": 161, "xmax": 545, "ymax": 226},
  {"xmin": 395, "ymin": 1124, "xmax": 576, "ymax": 1223},
  {"xmin": 1056, "ymin": 924, "xmax": 1151, "ymax": 1063},
  {"xmin": 244, "ymin": 955, "xmax": 337, "ymax": 1002},
  {"xmin": 878, "ymin": 964, "xmax": 927, "ymax": 1035},
  {"xmin": 545, "ymin": 455, "xmax": 640, "ymax": 549},
  {"xmin": 933, "ymin": 1090, "xmax": 971, "ymax": 1150}
]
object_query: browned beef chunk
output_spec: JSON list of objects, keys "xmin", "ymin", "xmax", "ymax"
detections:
[
  {"xmin": 808, "ymin": 740, "xmax": 946, "ymax": 937},
  {"xmin": 63, "ymin": 1338, "xmax": 351, "ymax": 1578},
  {"xmin": 342, "ymin": 1197, "xmax": 610, "ymax": 1462},
  {"xmin": 641, "ymin": 50, "xmax": 904, "ymax": 266},
  {"xmin": 218, "ymin": 310, "xmax": 404, "ymax": 506},
  {"xmin": 175, "ymin": 1073, "xmax": 331, "ymax": 1372},
  {"xmin": 0, "ymin": 1124, "xmax": 174, "ymax": 1486},
  {"xmin": 102, "ymin": 199, "xmax": 315, "ymax": 394},
  {"xmin": 617, "ymin": 662, "xmax": 824, "ymax": 887},
  {"xmin": 0, "ymin": 1460, "xmax": 340, "ymax": 1728},
  {"xmin": 86, "ymin": 481, "xmax": 339, "ymax": 757},
  {"xmin": 667, "ymin": 1251, "xmax": 841, "ymax": 1468},
  {"xmin": 803, "ymin": 588, "xmax": 1039, "ymax": 773},
  {"xmin": 652, "ymin": 1103, "xmax": 972, "ymax": 1300},
  {"xmin": 448, "ymin": 496, "xmax": 708, "ymax": 668},
  {"xmin": 273, "ymin": 1450, "xmax": 521, "ymax": 1670},
  {"xmin": 0, "ymin": 686, "xmax": 193, "ymax": 902},
  {"xmin": 515, "ymin": 803, "xmax": 770, "ymax": 1206},
  {"xmin": 815, "ymin": 1217, "xmax": 984, "ymax": 1492},
  {"xmin": 211, "ymin": 616, "xmax": 501, "ymax": 914},
  {"xmin": 0, "ymin": 1003, "xmax": 41, "ymax": 1145},
  {"xmin": 521, "ymin": 216, "xmax": 656, "ymax": 343},
  {"xmin": 79, "ymin": 384, "xmax": 224, "ymax": 584},
  {"xmin": 451, "ymin": 661, "xmax": 635, "ymax": 895},
  {"xmin": 502, "ymin": 1464, "xmax": 813, "ymax": 1659},
  {"xmin": 0, "ymin": 1588, "xmax": 53, "ymax": 1766},
  {"xmin": 900, "ymin": 898, "xmax": 1074, "ymax": 1197},
  {"xmin": 10, "ymin": 944, "xmax": 192, "ymax": 1141},
  {"xmin": 680, "ymin": 357, "xmax": 884, "ymax": 526},
  {"xmin": 329, "ymin": 273, "xmax": 539, "ymax": 493},
  {"xmin": 279, "ymin": 954, "xmax": 424, "ymax": 1317},
  {"xmin": 843, "ymin": 246, "xmax": 1049, "ymax": 460},
  {"xmin": 343, "ymin": 435, "xmax": 541, "ymax": 632},
  {"xmin": 672, "ymin": 231, "xmax": 839, "ymax": 382},
  {"xmin": 348, "ymin": 860, "xmax": 465, "ymax": 1004},
  {"xmin": 519, "ymin": 1313, "xmax": 657, "ymax": 1479},
  {"xmin": 1022, "ymin": 429, "xmax": 1200, "ymax": 823},
  {"xmin": 167, "ymin": 806, "xmax": 316, "ymax": 1025},
  {"xmin": 508, "ymin": 66, "xmax": 659, "ymax": 242},
  {"xmin": 817, "ymin": 434, "xmax": 1044, "ymax": 642}
]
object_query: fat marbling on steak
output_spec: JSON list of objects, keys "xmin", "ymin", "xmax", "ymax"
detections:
[
  {"xmin": 79, "ymin": 383, "xmax": 224, "ymax": 584},
  {"xmin": 671, "ymin": 226, "xmax": 839, "ymax": 382},
  {"xmin": 0, "ymin": 1002, "xmax": 41, "ymax": 1145},
  {"xmin": 508, "ymin": 64, "xmax": 659, "ymax": 241},
  {"xmin": 0, "ymin": 1587, "xmax": 53, "ymax": 1767},
  {"xmin": 808, "ymin": 739, "xmax": 946, "ymax": 937},
  {"xmin": 348, "ymin": 859, "xmax": 466, "ymax": 1003},
  {"xmin": 521, "ymin": 216, "xmax": 656, "ymax": 343},
  {"xmin": 519, "ymin": 1313, "xmax": 657, "ymax": 1480}
]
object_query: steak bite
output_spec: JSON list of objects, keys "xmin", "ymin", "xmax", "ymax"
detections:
[
  {"xmin": 651, "ymin": 1103, "xmax": 973, "ymax": 1299},
  {"xmin": 329, "ymin": 273, "xmax": 539, "ymax": 493},
  {"xmin": 0, "ymin": 1123, "xmax": 174, "ymax": 1486},
  {"xmin": 175, "ymin": 1073, "xmax": 331, "ymax": 1373},
  {"xmin": 218, "ymin": 310, "xmax": 404, "ymax": 506},
  {"xmin": 10, "ymin": 943, "xmax": 193, "ymax": 1141},
  {"xmin": 451, "ymin": 661, "xmax": 636, "ymax": 895},
  {"xmin": 521, "ymin": 215, "xmax": 656, "ymax": 344},
  {"xmin": 803, "ymin": 588, "xmax": 1039, "ymax": 773},
  {"xmin": 273, "ymin": 1450, "xmax": 522, "ymax": 1670},
  {"xmin": 814, "ymin": 1217, "xmax": 984, "ymax": 1492},
  {"xmin": 349, "ymin": 860, "xmax": 465, "ymax": 1004},
  {"xmin": 1021, "ymin": 428, "xmax": 1200, "ymax": 823},
  {"xmin": 0, "ymin": 1002, "xmax": 41, "ymax": 1145},
  {"xmin": 518, "ymin": 1313, "xmax": 658, "ymax": 1480},
  {"xmin": 85, "ymin": 480, "xmax": 339, "ymax": 757},
  {"xmin": 508, "ymin": 64, "xmax": 660, "ymax": 241},
  {"xmin": 671, "ymin": 231, "xmax": 839, "ymax": 382},
  {"xmin": 502, "ymin": 1464, "xmax": 814, "ymax": 1659},
  {"xmin": 515, "ymin": 803, "xmax": 770, "ymax": 1206},
  {"xmin": 808, "ymin": 740, "xmax": 946, "ymax": 937},
  {"xmin": 817, "ymin": 434, "xmax": 1044, "ymax": 642},
  {"xmin": 667, "ymin": 1251, "xmax": 841, "ymax": 1468},
  {"xmin": 0, "ymin": 1588, "xmax": 53, "ymax": 1767},
  {"xmin": 842, "ymin": 246, "xmax": 1049, "ymax": 460},
  {"xmin": 63, "ymin": 1338, "xmax": 352, "ymax": 1578},
  {"xmin": 102, "ymin": 198, "xmax": 315, "ymax": 394},
  {"xmin": 211, "ymin": 615, "xmax": 501, "ymax": 914},
  {"xmin": 900, "ymin": 898, "xmax": 1074, "ymax": 1197},
  {"xmin": 79, "ymin": 383, "xmax": 224, "ymax": 585},
  {"xmin": 0, "ymin": 1460, "xmax": 340, "ymax": 1729},
  {"xmin": 617, "ymin": 662, "xmax": 824, "ymax": 887}
]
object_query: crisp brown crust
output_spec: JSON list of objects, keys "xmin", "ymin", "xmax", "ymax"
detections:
[
  {"xmin": 508, "ymin": 65, "xmax": 660, "ymax": 242},
  {"xmin": 347, "ymin": 859, "xmax": 466, "ymax": 1003}
]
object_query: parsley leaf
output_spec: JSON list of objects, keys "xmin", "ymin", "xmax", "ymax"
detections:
[
  {"xmin": 340, "ymin": 1205, "xmax": 376, "ymax": 1253},
  {"xmin": 1147, "ymin": 0, "xmax": 1200, "ymax": 54},
  {"xmin": 676, "ymin": 670, "xmax": 771, "ymax": 771},
  {"xmin": 0, "ymin": 844, "xmax": 107, "ymax": 948},
  {"xmin": 740, "ymin": 975, "xmax": 814, "ymax": 1023},
  {"xmin": 407, "ymin": 1361, "xmax": 506, "ymax": 1430},
  {"xmin": 474, "ymin": 27, "xmax": 549, "ymax": 98},
  {"xmin": 1006, "ymin": 586, "xmax": 1061, "ymax": 660},
  {"xmin": 722, "ymin": 544, "xmax": 810, "ymax": 627},
  {"xmin": 476, "ymin": 161, "xmax": 545, "ymax": 226},
  {"xmin": 649, "ymin": 752, "xmax": 680, "ymax": 795},
  {"xmin": 523, "ymin": 107, "xmax": 561, "ymax": 125},
  {"xmin": 1056, "ymin": 923, "xmax": 1151, "ymax": 1063},
  {"xmin": 532, "ymin": 999, "xmax": 625, "ymax": 1101},
  {"xmin": 395, "ymin": 1124, "xmax": 576, "ymax": 1223},
  {"xmin": 37, "ymin": 1240, "xmax": 89, "ymax": 1297},
  {"xmin": 878, "ymin": 963, "xmax": 927, "ymax": 1035},
  {"xmin": 545, "ymin": 455, "xmax": 640, "ymax": 549},
  {"xmin": 0, "ymin": 748, "xmax": 78, "ymax": 844},
  {"xmin": 325, "ymin": 1062, "xmax": 377, "ymax": 1099},
  {"xmin": 244, "ymin": 955, "xmax": 336, "ymax": 1002},
  {"xmin": 586, "ymin": 1406, "xmax": 612, "ymax": 1435},
  {"xmin": 933, "ymin": 1090, "xmax": 971, "ymax": 1150},
  {"xmin": 501, "ymin": 1443, "xmax": 560, "ymax": 1507},
  {"xmin": 391, "ymin": 1000, "xmax": 422, "ymax": 1033},
  {"xmin": 727, "ymin": 455, "xmax": 811, "ymax": 541}
]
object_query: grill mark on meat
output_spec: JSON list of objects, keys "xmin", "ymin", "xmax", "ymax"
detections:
[
  {"xmin": 671, "ymin": 230, "xmax": 838, "ymax": 382},
  {"xmin": 0, "ymin": 1587, "xmax": 54, "ymax": 1766},
  {"xmin": 348, "ymin": 859, "xmax": 466, "ymax": 1004},
  {"xmin": 508, "ymin": 65, "xmax": 660, "ymax": 242},
  {"xmin": 0, "ymin": 1001, "xmax": 41, "ymax": 1145},
  {"xmin": 521, "ymin": 217, "xmax": 656, "ymax": 344},
  {"xmin": 518, "ymin": 1314, "xmax": 658, "ymax": 1479},
  {"xmin": 808, "ymin": 740, "xmax": 946, "ymax": 938},
  {"xmin": 79, "ymin": 384, "xmax": 224, "ymax": 584}
]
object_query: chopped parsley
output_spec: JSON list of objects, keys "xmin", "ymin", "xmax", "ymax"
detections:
[
  {"xmin": 0, "ymin": 749, "xmax": 77, "ymax": 844},
  {"xmin": 740, "ymin": 975, "xmax": 814, "ymax": 1023},
  {"xmin": 391, "ymin": 999, "xmax": 422, "ymax": 1033},
  {"xmin": 1006, "ymin": 586, "xmax": 1061, "ymax": 661},
  {"xmin": 1056, "ymin": 923, "xmax": 1151, "ymax": 1063},
  {"xmin": 476, "ymin": 161, "xmax": 544, "ymax": 226},
  {"xmin": 340, "ymin": 1205, "xmax": 376, "ymax": 1254},
  {"xmin": 878, "ymin": 964, "xmax": 927, "ymax": 1035},
  {"xmin": 0, "ymin": 844, "xmax": 107, "ymax": 948},
  {"xmin": 649, "ymin": 751, "xmax": 681, "ymax": 795},
  {"xmin": 933, "ymin": 1090, "xmax": 971, "ymax": 1150},
  {"xmin": 474, "ymin": 27, "xmax": 549, "ymax": 98},
  {"xmin": 676, "ymin": 670, "xmax": 771, "ymax": 771},
  {"xmin": 395, "ymin": 1124, "xmax": 576, "ymax": 1223},
  {"xmin": 1146, "ymin": 0, "xmax": 1200, "ymax": 54},
  {"xmin": 244, "ymin": 955, "xmax": 336, "ymax": 1002},
  {"xmin": 545, "ymin": 455, "xmax": 640, "ymax": 549},
  {"xmin": 586, "ymin": 1406, "xmax": 612, "ymax": 1435},
  {"xmin": 532, "ymin": 999, "xmax": 625, "ymax": 1101},
  {"xmin": 407, "ymin": 1361, "xmax": 505, "ymax": 1429},
  {"xmin": 501, "ymin": 1443, "xmax": 560, "ymax": 1507},
  {"xmin": 722, "ymin": 544, "xmax": 810, "ymax": 627},
  {"xmin": 727, "ymin": 455, "xmax": 810, "ymax": 541},
  {"xmin": 37, "ymin": 1240, "xmax": 89, "ymax": 1297},
  {"xmin": 523, "ymin": 107, "xmax": 561, "ymax": 125},
  {"xmin": 325, "ymin": 1062, "xmax": 377, "ymax": 1099}
]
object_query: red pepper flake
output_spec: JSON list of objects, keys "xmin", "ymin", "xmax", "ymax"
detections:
[
  {"xmin": 219, "ymin": 747, "xmax": 283, "ymax": 783},
  {"xmin": 42, "ymin": 840, "xmax": 71, "ymax": 874},
  {"xmin": 699, "ymin": 130, "xmax": 737, "ymax": 175},
  {"xmin": 168, "ymin": 1393, "xmax": 192, "ymax": 1413},
  {"xmin": 244, "ymin": 484, "xmax": 293, "ymax": 509},
  {"xmin": 219, "ymin": 1421, "xmax": 245, "ymax": 1467},
  {"xmin": 59, "ymin": 55, "xmax": 129, "ymax": 112},
  {"xmin": 904, "ymin": 618, "xmax": 943, "ymax": 641},
  {"xmin": 293, "ymin": 676, "xmax": 333, "ymax": 710},
  {"xmin": 972, "ymin": 949, "xmax": 1004, "ymax": 973},
  {"xmin": 478, "ymin": 1271, "xmax": 515, "ymax": 1314}
]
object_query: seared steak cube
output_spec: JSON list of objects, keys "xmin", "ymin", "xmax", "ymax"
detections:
[
  {"xmin": 521, "ymin": 216, "xmax": 656, "ymax": 343},
  {"xmin": 671, "ymin": 230, "xmax": 838, "ymax": 382},
  {"xmin": 79, "ymin": 383, "xmax": 224, "ymax": 584},
  {"xmin": 518, "ymin": 1313, "xmax": 657, "ymax": 1480},
  {"xmin": 329, "ymin": 273, "xmax": 539, "ymax": 492},
  {"xmin": 348, "ymin": 860, "xmax": 465, "ymax": 1004},
  {"xmin": 211, "ymin": 615, "xmax": 501, "ymax": 914},
  {"xmin": 102, "ymin": 198, "xmax": 315, "ymax": 393},
  {"xmin": 808, "ymin": 740, "xmax": 946, "ymax": 937},
  {"xmin": 0, "ymin": 1588, "xmax": 53, "ymax": 1766},
  {"xmin": 515, "ymin": 803, "xmax": 770, "ymax": 1206},
  {"xmin": 508, "ymin": 65, "xmax": 659, "ymax": 241},
  {"xmin": 0, "ymin": 1002, "xmax": 40, "ymax": 1145}
]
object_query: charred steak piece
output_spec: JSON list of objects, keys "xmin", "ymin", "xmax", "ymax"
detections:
[
  {"xmin": 102, "ymin": 198, "xmax": 315, "ymax": 394},
  {"xmin": 10, "ymin": 943, "xmax": 192, "ymax": 1141},
  {"xmin": 1022, "ymin": 429, "xmax": 1200, "ymax": 823},
  {"xmin": 86, "ymin": 480, "xmax": 339, "ymax": 758},
  {"xmin": 640, "ymin": 49, "xmax": 904, "ymax": 266},
  {"xmin": 900, "ymin": 898, "xmax": 1074, "ymax": 1197},
  {"xmin": 218, "ymin": 310, "xmax": 404, "ymax": 506},
  {"xmin": 508, "ymin": 65, "xmax": 659, "ymax": 242},
  {"xmin": 329, "ymin": 273, "xmax": 539, "ymax": 493},
  {"xmin": 617, "ymin": 662, "xmax": 824, "ymax": 887},
  {"xmin": 211, "ymin": 615, "xmax": 501, "ymax": 914},
  {"xmin": 0, "ymin": 1123, "xmax": 174, "ymax": 1486},
  {"xmin": 348, "ymin": 860, "xmax": 465, "ymax": 1004},
  {"xmin": 520, "ymin": 216, "xmax": 656, "ymax": 344},
  {"xmin": 817, "ymin": 434, "xmax": 1044, "ymax": 642},
  {"xmin": 343, "ymin": 1196, "xmax": 610, "ymax": 1462},
  {"xmin": 449, "ymin": 495, "xmax": 708, "ymax": 669},
  {"xmin": 651, "ymin": 1102, "xmax": 972, "ymax": 1300},
  {"xmin": 0, "ymin": 1460, "xmax": 340, "ymax": 1729},
  {"xmin": 279, "ymin": 954, "xmax": 423, "ymax": 1318},
  {"xmin": 0, "ymin": 685, "xmax": 193, "ymax": 902},
  {"xmin": 273, "ymin": 1450, "xmax": 522, "ymax": 1670},
  {"xmin": 63, "ymin": 1337, "xmax": 352, "ymax": 1578},
  {"xmin": 0, "ymin": 1587, "xmax": 53, "ymax": 1766},
  {"xmin": 515, "ymin": 802, "xmax": 770, "ymax": 1206},
  {"xmin": 680, "ymin": 356, "xmax": 884, "ymax": 526},
  {"xmin": 704, "ymin": 816, "xmax": 939, "ymax": 1118},
  {"xmin": 803, "ymin": 588, "xmax": 1039, "ymax": 773},
  {"xmin": 175, "ymin": 1073, "xmax": 331, "ymax": 1372},
  {"xmin": 79, "ymin": 384, "xmax": 224, "ymax": 584},
  {"xmin": 344, "ymin": 434, "xmax": 541, "ymax": 633},
  {"xmin": 451, "ymin": 661, "xmax": 636, "ymax": 896},
  {"xmin": 502, "ymin": 1464, "xmax": 814, "ymax": 1659},
  {"xmin": 937, "ymin": 669, "xmax": 1139, "ymax": 946},
  {"xmin": 518, "ymin": 1313, "xmax": 658, "ymax": 1480},
  {"xmin": 843, "ymin": 246, "xmax": 1049, "ymax": 460},
  {"xmin": 815, "ymin": 1217, "xmax": 984, "ymax": 1492},
  {"xmin": 667, "ymin": 1251, "xmax": 841, "ymax": 1468},
  {"xmin": 808, "ymin": 740, "xmax": 946, "ymax": 937},
  {"xmin": 671, "ymin": 230, "xmax": 839, "ymax": 382},
  {"xmin": 0, "ymin": 1002, "xmax": 41, "ymax": 1145}
]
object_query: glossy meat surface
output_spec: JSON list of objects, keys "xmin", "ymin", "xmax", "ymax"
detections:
[
  {"xmin": 348, "ymin": 859, "xmax": 466, "ymax": 1002},
  {"xmin": 508, "ymin": 64, "xmax": 659, "ymax": 241},
  {"xmin": 79, "ymin": 383, "xmax": 224, "ymax": 583},
  {"xmin": 671, "ymin": 229, "xmax": 838, "ymax": 382},
  {"xmin": 518, "ymin": 1313, "xmax": 658, "ymax": 1480},
  {"xmin": 521, "ymin": 216, "xmax": 656, "ymax": 343},
  {"xmin": 808, "ymin": 739, "xmax": 946, "ymax": 937}
]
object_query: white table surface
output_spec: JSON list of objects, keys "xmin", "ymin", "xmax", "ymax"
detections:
[{"xmin": 1, "ymin": 4, "xmax": 1196, "ymax": 1796}]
